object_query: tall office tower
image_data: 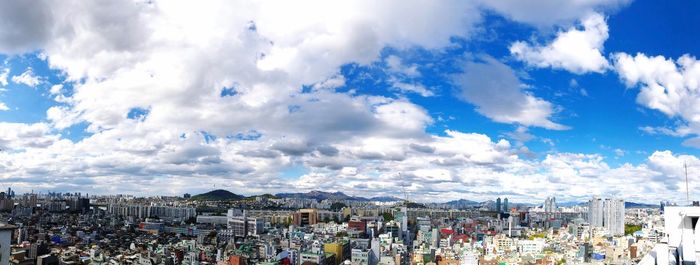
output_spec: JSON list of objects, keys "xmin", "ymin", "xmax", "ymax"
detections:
[
  {"xmin": 588, "ymin": 197, "xmax": 604, "ymax": 228},
  {"xmin": 503, "ymin": 198, "xmax": 509, "ymax": 212},
  {"xmin": 603, "ymin": 198, "xmax": 625, "ymax": 236},
  {"xmin": 399, "ymin": 207, "xmax": 409, "ymax": 244},
  {"xmin": 496, "ymin": 197, "xmax": 502, "ymax": 213},
  {"xmin": 544, "ymin": 196, "xmax": 558, "ymax": 213}
]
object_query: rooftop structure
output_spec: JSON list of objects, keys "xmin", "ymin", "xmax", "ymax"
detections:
[{"xmin": 641, "ymin": 205, "xmax": 700, "ymax": 265}]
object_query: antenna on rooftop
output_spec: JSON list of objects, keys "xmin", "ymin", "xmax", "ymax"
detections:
[{"xmin": 399, "ymin": 172, "xmax": 409, "ymax": 203}]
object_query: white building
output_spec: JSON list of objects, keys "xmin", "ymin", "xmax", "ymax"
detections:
[
  {"xmin": 604, "ymin": 198, "xmax": 625, "ymax": 236},
  {"xmin": 544, "ymin": 196, "xmax": 557, "ymax": 213},
  {"xmin": 196, "ymin": 215, "xmax": 228, "ymax": 225},
  {"xmin": 640, "ymin": 206, "xmax": 700, "ymax": 264},
  {"xmin": 0, "ymin": 224, "xmax": 15, "ymax": 265},
  {"xmin": 351, "ymin": 248, "xmax": 370, "ymax": 265},
  {"xmin": 227, "ymin": 209, "xmax": 264, "ymax": 237},
  {"xmin": 460, "ymin": 252, "xmax": 479, "ymax": 265},
  {"xmin": 517, "ymin": 239, "xmax": 545, "ymax": 255},
  {"xmin": 588, "ymin": 197, "xmax": 604, "ymax": 228},
  {"xmin": 587, "ymin": 197, "xmax": 624, "ymax": 235}
]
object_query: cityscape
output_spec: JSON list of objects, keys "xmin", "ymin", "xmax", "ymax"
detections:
[
  {"xmin": 0, "ymin": 187, "xmax": 676, "ymax": 265},
  {"xmin": 0, "ymin": 0, "xmax": 699, "ymax": 265}
]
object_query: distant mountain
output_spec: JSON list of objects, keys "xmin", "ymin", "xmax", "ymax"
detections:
[
  {"xmin": 274, "ymin": 191, "xmax": 402, "ymax": 202},
  {"xmin": 191, "ymin": 189, "xmax": 245, "ymax": 201},
  {"xmin": 444, "ymin": 199, "xmax": 481, "ymax": 208},
  {"xmin": 546, "ymin": 201, "xmax": 655, "ymax": 208},
  {"xmin": 275, "ymin": 190, "xmax": 363, "ymax": 201},
  {"xmin": 369, "ymin": 196, "xmax": 403, "ymax": 202},
  {"xmin": 626, "ymin": 202, "xmax": 657, "ymax": 208}
]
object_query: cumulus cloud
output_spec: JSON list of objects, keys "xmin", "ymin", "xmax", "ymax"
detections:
[
  {"xmin": 0, "ymin": 102, "xmax": 8, "ymax": 111},
  {"xmin": 0, "ymin": 68, "xmax": 9, "ymax": 86},
  {"xmin": 510, "ymin": 13, "xmax": 610, "ymax": 74},
  {"xmin": 453, "ymin": 56, "xmax": 568, "ymax": 130},
  {"xmin": 0, "ymin": 1, "xmax": 53, "ymax": 53},
  {"xmin": 613, "ymin": 53, "xmax": 700, "ymax": 148},
  {"xmin": 11, "ymin": 68, "xmax": 42, "ymax": 87},
  {"xmin": 478, "ymin": 0, "xmax": 630, "ymax": 28},
  {"xmin": 49, "ymin": 84, "xmax": 63, "ymax": 95},
  {"xmin": 0, "ymin": 123, "xmax": 59, "ymax": 150},
  {"xmin": 0, "ymin": 0, "xmax": 687, "ymax": 203},
  {"xmin": 0, "ymin": 0, "xmax": 476, "ymax": 196}
]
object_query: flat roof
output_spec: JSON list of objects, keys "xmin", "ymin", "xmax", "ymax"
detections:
[{"xmin": 0, "ymin": 223, "xmax": 16, "ymax": 230}]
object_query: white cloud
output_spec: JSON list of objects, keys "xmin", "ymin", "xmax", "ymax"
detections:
[
  {"xmin": 478, "ymin": 0, "xmax": 630, "ymax": 28},
  {"xmin": 390, "ymin": 81, "xmax": 434, "ymax": 97},
  {"xmin": 614, "ymin": 148, "xmax": 625, "ymax": 157},
  {"xmin": 0, "ymin": 68, "xmax": 9, "ymax": 86},
  {"xmin": 11, "ymin": 68, "xmax": 42, "ymax": 87},
  {"xmin": 639, "ymin": 125, "xmax": 691, "ymax": 137},
  {"xmin": 49, "ymin": 84, "xmax": 63, "ymax": 95},
  {"xmin": 510, "ymin": 13, "xmax": 610, "ymax": 74},
  {"xmin": 385, "ymin": 55, "xmax": 421, "ymax": 78},
  {"xmin": 505, "ymin": 126, "xmax": 536, "ymax": 145},
  {"xmin": 453, "ymin": 56, "xmax": 568, "ymax": 130},
  {"xmin": 614, "ymin": 53, "xmax": 700, "ymax": 147},
  {"xmin": 0, "ymin": 102, "xmax": 8, "ymax": 111},
  {"xmin": 0, "ymin": 1, "xmax": 52, "ymax": 53},
  {"xmin": 1, "ymin": 0, "xmax": 689, "ymax": 203},
  {"xmin": 0, "ymin": 122, "xmax": 59, "ymax": 150}
]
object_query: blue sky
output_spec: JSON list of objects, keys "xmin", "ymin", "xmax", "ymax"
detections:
[{"xmin": 0, "ymin": 0, "xmax": 699, "ymax": 203}]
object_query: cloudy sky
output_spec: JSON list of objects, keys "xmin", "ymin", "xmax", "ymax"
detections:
[{"xmin": 0, "ymin": 0, "xmax": 699, "ymax": 203}]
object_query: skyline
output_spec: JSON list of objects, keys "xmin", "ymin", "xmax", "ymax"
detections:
[{"xmin": 1, "ymin": 0, "xmax": 700, "ymax": 203}]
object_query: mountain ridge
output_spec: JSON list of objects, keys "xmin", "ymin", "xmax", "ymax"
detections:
[
  {"xmin": 274, "ymin": 190, "xmax": 403, "ymax": 202},
  {"xmin": 190, "ymin": 190, "xmax": 661, "ymax": 208}
]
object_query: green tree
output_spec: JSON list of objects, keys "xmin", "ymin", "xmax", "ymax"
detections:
[
  {"xmin": 330, "ymin": 202, "xmax": 347, "ymax": 211},
  {"xmin": 625, "ymin": 224, "xmax": 642, "ymax": 235},
  {"xmin": 382, "ymin": 212, "xmax": 394, "ymax": 222}
]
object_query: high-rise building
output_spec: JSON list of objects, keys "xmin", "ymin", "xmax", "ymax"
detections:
[
  {"xmin": 496, "ymin": 197, "xmax": 501, "ymax": 213},
  {"xmin": 503, "ymin": 198, "xmax": 509, "ymax": 212},
  {"xmin": 588, "ymin": 197, "xmax": 624, "ymax": 235},
  {"xmin": 604, "ymin": 198, "xmax": 625, "ymax": 236},
  {"xmin": 588, "ymin": 197, "xmax": 604, "ymax": 228},
  {"xmin": 544, "ymin": 196, "xmax": 557, "ymax": 213},
  {"xmin": 397, "ymin": 207, "xmax": 409, "ymax": 244}
]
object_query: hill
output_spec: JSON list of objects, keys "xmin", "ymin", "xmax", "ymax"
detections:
[
  {"xmin": 369, "ymin": 196, "xmax": 403, "ymax": 202},
  {"xmin": 626, "ymin": 201, "xmax": 656, "ymax": 208},
  {"xmin": 275, "ymin": 191, "xmax": 402, "ymax": 202},
  {"xmin": 191, "ymin": 189, "xmax": 245, "ymax": 201},
  {"xmin": 444, "ymin": 199, "xmax": 481, "ymax": 208},
  {"xmin": 275, "ymin": 190, "xmax": 366, "ymax": 201}
]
